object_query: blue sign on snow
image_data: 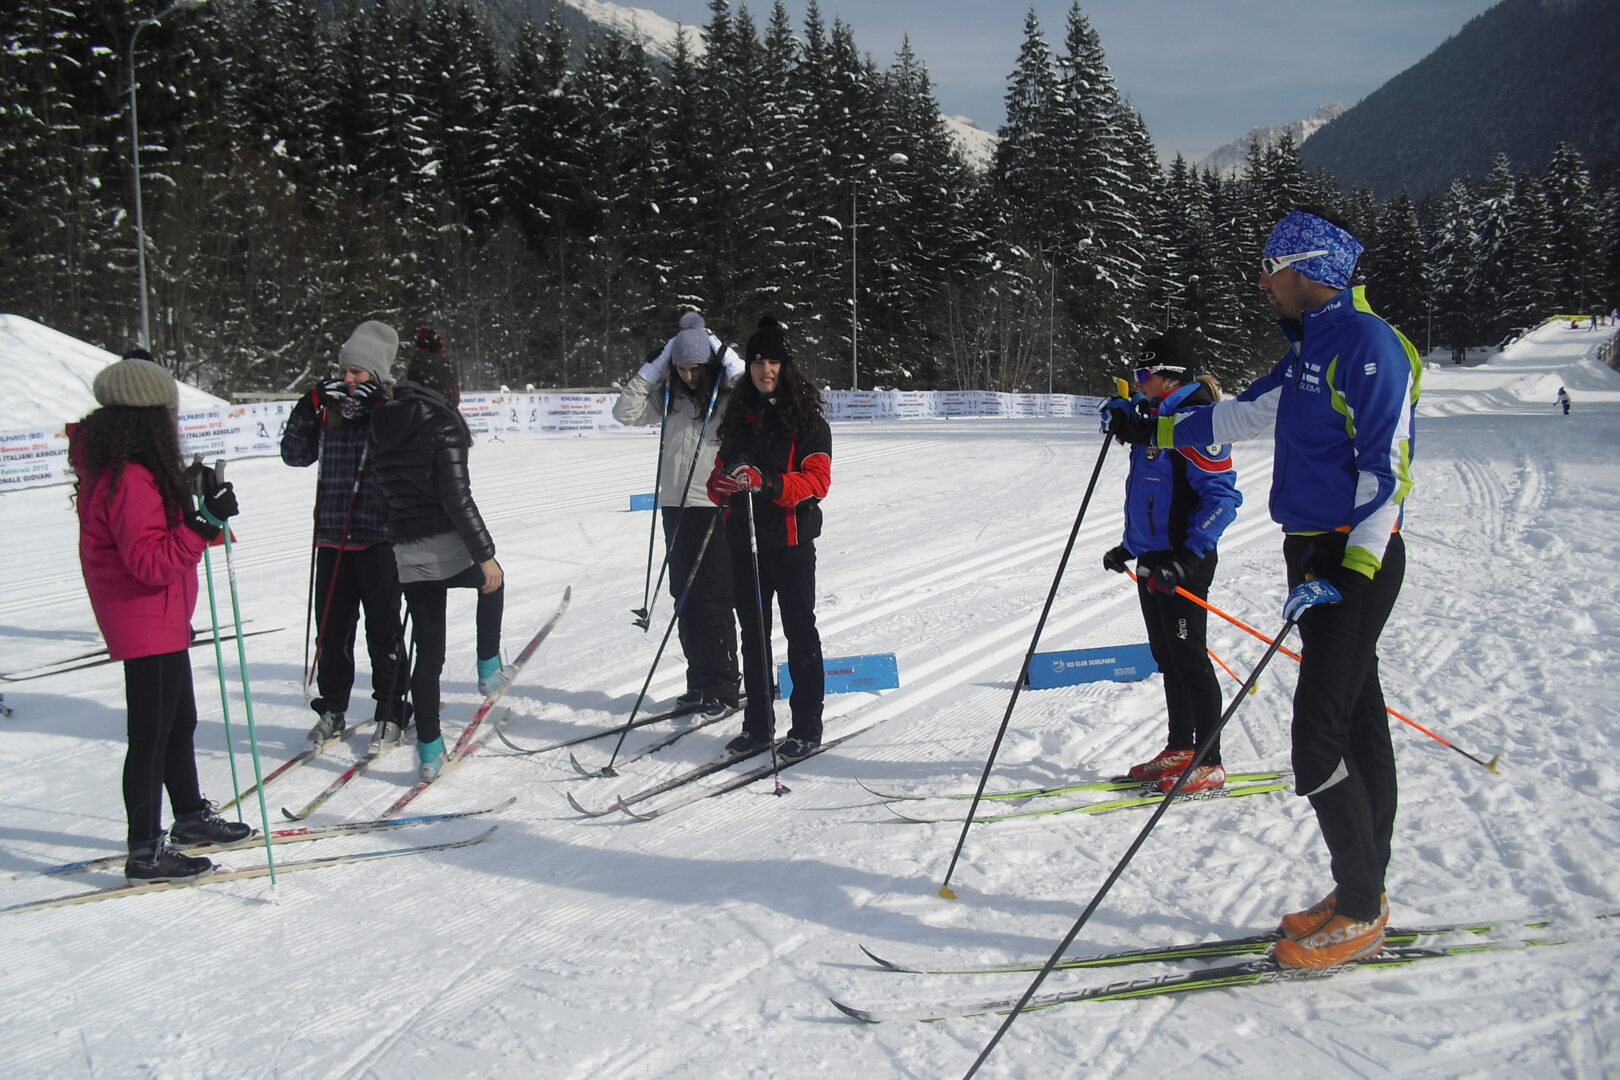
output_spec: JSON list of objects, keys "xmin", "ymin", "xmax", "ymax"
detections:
[
  {"xmin": 1024, "ymin": 644, "xmax": 1158, "ymax": 688},
  {"xmin": 778, "ymin": 653, "xmax": 899, "ymax": 698}
]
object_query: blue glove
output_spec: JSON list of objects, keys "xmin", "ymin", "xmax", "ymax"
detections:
[
  {"xmin": 1283, "ymin": 578, "xmax": 1341, "ymax": 622},
  {"xmin": 1099, "ymin": 397, "xmax": 1155, "ymax": 445},
  {"xmin": 1097, "ymin": 396, "xmax": 1133, "ymax": 432}
]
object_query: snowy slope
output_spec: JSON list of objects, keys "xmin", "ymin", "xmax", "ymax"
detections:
[
  {"xmin": 0, "ymin": 313, "xmax": 228, "ymax": 431},
  {"xmin": 1, "ymin": 322, "xmax": 1618, "ymax": 1078}
]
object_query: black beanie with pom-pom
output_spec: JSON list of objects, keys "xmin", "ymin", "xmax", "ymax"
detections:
[{"xmin": 745, "ymin": 315, "xmax": 792, "ymax": 365}]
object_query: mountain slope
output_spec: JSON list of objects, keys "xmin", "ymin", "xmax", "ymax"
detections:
[{"xmin": 1300, "ymin": 0, "xmax": 1620, "ymax": 196}]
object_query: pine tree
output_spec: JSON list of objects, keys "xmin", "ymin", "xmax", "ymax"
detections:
[
  {"xmin": 1543, "ymin": 141, "xmax": 1599, "ymax": 312},
  {"xmin": 1502, "ymin": 173, "xmax": 1556, "ymax": 332},
  {"xmin": 1368, "ymin": 191, "xmax": 1430, "ymax": 351},
  {"xmin": 1430, "ymin": 179, "xmax": 1482, "ymax": 361}
]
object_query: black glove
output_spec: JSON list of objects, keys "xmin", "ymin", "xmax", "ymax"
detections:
[
  {"xmin": 1145, "ymin": 548, "xmax": 1201, "ymax": 594},
  {"xmin": 339, "ymin": 379, "xmax": 385, "ymax": 419},
  {"xmin": 200, "ymin": 480, "xmax": 239, "ymax": 524},
  {"xmin": 182, "ymin": 459, "xmax": 218, "ymax": 498},
  {"xmin": 184, "ymin": 510, "xmax": 222, "ymax": 541},
  {"xmin": 1102, "ymin": 545, "xmax": 1133, "ymax": 574},
  {"xmin": 1107, "ymin": 408, "xmax": 1157, "ymax": 446}
]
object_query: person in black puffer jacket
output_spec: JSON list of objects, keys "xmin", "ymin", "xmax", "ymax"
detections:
[
  {"xmin": 706, "ymin": 316, "xmax": 832, "ymax": 760},
  {"xmin": 370, "ymin": 328, "xmax": 507, "ymax": 781}
]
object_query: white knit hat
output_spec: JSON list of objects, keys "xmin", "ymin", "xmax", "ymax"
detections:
[{"xmin": 338, "ymin": 320, "xmax": 399, "ymax": 382}]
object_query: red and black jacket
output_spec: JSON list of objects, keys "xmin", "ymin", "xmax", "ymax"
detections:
[{"xmin": 707, "ymin": 409, "xmax": 831, "ymax": 550}]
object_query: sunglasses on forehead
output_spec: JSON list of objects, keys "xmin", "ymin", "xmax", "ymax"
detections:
[
  {"xmin": 1133, "ymin": 364, "xmax": 1189, "ymax": 384},
  {"xmin": 1261, "ymin": 249, "xmax": 1329, "ymax": 276}
]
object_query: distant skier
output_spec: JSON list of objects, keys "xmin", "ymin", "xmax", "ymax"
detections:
[
  {"xmin": 280, "ymin": 320, "xmax": 405, "ymax": 755},
  {"xmin": 1557, "ymin": 386, "xmax": 1571, "ymax": 415},
  {"xmin": 71, "ymin": 349, "xmax": 252, "ymax": 883},
  {"xmin": 613, "ymin": 311, "xmax": 746, "ymax": 714},
  {"xmin": 1102, "ymin": 328, "xmax": 1242, "ymax": 795},
  {"xmin": 707, "ymin": 316, "xmax": 831, "ymax": 759}
]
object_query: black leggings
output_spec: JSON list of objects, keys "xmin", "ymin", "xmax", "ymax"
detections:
[
  {"xmin": 402, "ymin": 563, "xmax": 503, "ymax": 745},
  {"xmin": 122, "ymin": 650, "xmax": 206, "ymax": 848},
  {"xmin": 1136, "ymin": 551, "xmax": 1223, "ymax": 764},
  {"xmin": 1285, "ymin": 532, "xmax": 1405, "ymax": 922}
]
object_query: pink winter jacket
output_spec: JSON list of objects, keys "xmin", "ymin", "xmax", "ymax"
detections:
[{"xmin": 77, "ymin": 462, "xmax": 208, "ymax": 660}]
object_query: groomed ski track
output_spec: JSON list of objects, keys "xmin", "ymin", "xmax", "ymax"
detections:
[{"xmin": 1, "ymin": 323, "xmax": 1618, "ymax": 1077}]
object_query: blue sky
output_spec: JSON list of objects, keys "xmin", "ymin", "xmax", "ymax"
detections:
[{"xmin": 647, "ymin": 0, "xmax": 1501, "ymax": 162}]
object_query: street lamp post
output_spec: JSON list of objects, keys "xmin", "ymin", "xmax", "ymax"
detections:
[
  {"xmin": 128, "ymin": 0, "xmax": 207, "ymax": 350},
  {"xmin": 851, "ymin": 152, "xmax": 909, "ymax": 391}
]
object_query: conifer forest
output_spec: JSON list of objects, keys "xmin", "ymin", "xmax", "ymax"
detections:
[{"xmin": 4, "ymin": 0, "xmax": 1618, "ymax": 394}]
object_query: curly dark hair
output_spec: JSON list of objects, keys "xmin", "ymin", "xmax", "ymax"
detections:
[
  {"xmin": 717, "ymin": 360, "xmax": 825, "ymax": 445},
  {"xmin": 69, "ymin": 406, "xmax": 190, "ymax": 521}
]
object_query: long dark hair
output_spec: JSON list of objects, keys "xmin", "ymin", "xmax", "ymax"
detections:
[
  {"xmin": 670, "ymin": 362, "xmax": 720, "ymax": 410},
  {"xmin": 717, "ymin": 361, "xmax": 824, "ymax": 446},
  {"xmin": 69, "ymin": 406, "xmax": 190, "ymax": 520}
]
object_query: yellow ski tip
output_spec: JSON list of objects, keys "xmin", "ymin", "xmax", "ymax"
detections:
[
  {"xmin": 938, "ymin": 884, "xmax": 958, "ymax": 901},
  {"xmin": 1113, "ymin": 376, "xmax": 1131, "ymax": 399}
]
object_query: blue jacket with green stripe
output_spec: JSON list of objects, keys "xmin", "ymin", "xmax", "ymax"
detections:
[{"xmin": 1151, "ymin": 286, "xmax": 1420, "ymax": 579}]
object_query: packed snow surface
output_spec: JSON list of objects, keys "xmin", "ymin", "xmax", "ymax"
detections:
[{"xmin": 2, "ymin": 322, "xmax": 1618, "ymax": 1077}]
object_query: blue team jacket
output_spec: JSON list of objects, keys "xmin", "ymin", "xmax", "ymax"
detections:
[
  {"xmin": 1121, "ymin": 380, "xmax": 1241, "ymax": 558},
  {"xmin": 1155, "ymin": 286, "xmax": 1421, "ymax": 578}
]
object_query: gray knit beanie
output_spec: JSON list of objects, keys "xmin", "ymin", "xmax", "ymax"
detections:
[
  {"xmin": 93, "ymin": 351, "xmax": 177, "ymax": 408},
  {"xmin": 670, "ymin": 326, "xmax": 714, "ymax": 366},
  {"xmin": 338, "ymin": 320, "xmax": 399, "ymax": 382}
]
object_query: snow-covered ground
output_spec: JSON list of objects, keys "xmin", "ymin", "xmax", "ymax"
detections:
[{"xmin": 2, "ymin": 321, "xmax": 1618, "ymax": 1078}]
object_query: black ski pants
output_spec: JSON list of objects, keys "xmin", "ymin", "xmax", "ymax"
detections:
[
  {"xmin": 1284, "ymin": 531, "xmax": 1405, "ymax": 923},
  {"xmin": 402, "ymin": 563, "xmax": 504, "ymax": 745},
  {"xmin": 1136, "ymin": 550, "xmax": 1223, "ymax": 764},
  {"xmin": 663, "ymin": 506, "xmax": 740, "ymax": 704},
  {"xmin": 312, "ymin": 543, "xmax": 402, "ymax": 718},
  {"xmin": 122, "ymin": 649, "xmax": 207, "ymax": 849},
  {"xmin": 730, "ymin": 541, "xmax": 822, "ymax": 743}
]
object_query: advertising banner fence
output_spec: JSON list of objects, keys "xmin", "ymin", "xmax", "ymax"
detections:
[{"xmin": 2, "ymin": 390, "xmax": 1101, "ymax": 492}]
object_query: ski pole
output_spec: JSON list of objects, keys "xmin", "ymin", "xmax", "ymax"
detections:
[
  {"xmin": 589, "ymin": 514, "xmax": 721, "ymax": 777},
  {"xmin": 637, "ymin": 349, "xmax": 725, "ymax": 631},
  {"xmin": 213, "ymin": 460, "xmax": 279, "ymax": 893},
  {"xmin": 1159, "ymin": 578, "xmax": 1499, "ymax": 773},
  {"xmin": 306, "ymin": 444, "xmax": 368, "ymax": 690},
  {"xmin": 744, "ymin": 489, "xmax": 787, "ymax": 795},
  {"xmin": 961, "ymin": 617, "xmax": 1299, "ymax": 1080},
  {"xmin": 193, "ymin": 457, "xmax": 244, "ymax": 813},
  {"xmin": 938, "ymin": 433, "xmax": 1112, "ymax": 899},
  {"xmin": 631, "ymin": 380, "xmax": 671, "ymax": 627},
  {"xmin": 300, "ymin": 503, "xmax": 317, "ymax": 703}
]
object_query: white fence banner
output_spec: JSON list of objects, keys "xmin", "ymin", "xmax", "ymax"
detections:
[{"xmin": 1, "ymin": 389, "xmax": 1104, "ymax": 492}]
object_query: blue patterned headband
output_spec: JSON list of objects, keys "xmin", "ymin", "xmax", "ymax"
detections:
[{"xmin": 1263, "ymin": 210, "xmax": 1363, "ymax": 289}]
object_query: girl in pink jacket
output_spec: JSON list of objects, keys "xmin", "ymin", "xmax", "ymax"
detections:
[{"xmin": 72, "ymin": 350, "xmax": 250, "ymax": 882}]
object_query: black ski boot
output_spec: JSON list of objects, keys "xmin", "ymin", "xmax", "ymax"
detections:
[
  {"xmin": 125, "ymin": 838, "xmax": 213, "ymax": 883},
  {"xmin": 169, "ymin": 803, "xmax": 254, "ymax": 845}
]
